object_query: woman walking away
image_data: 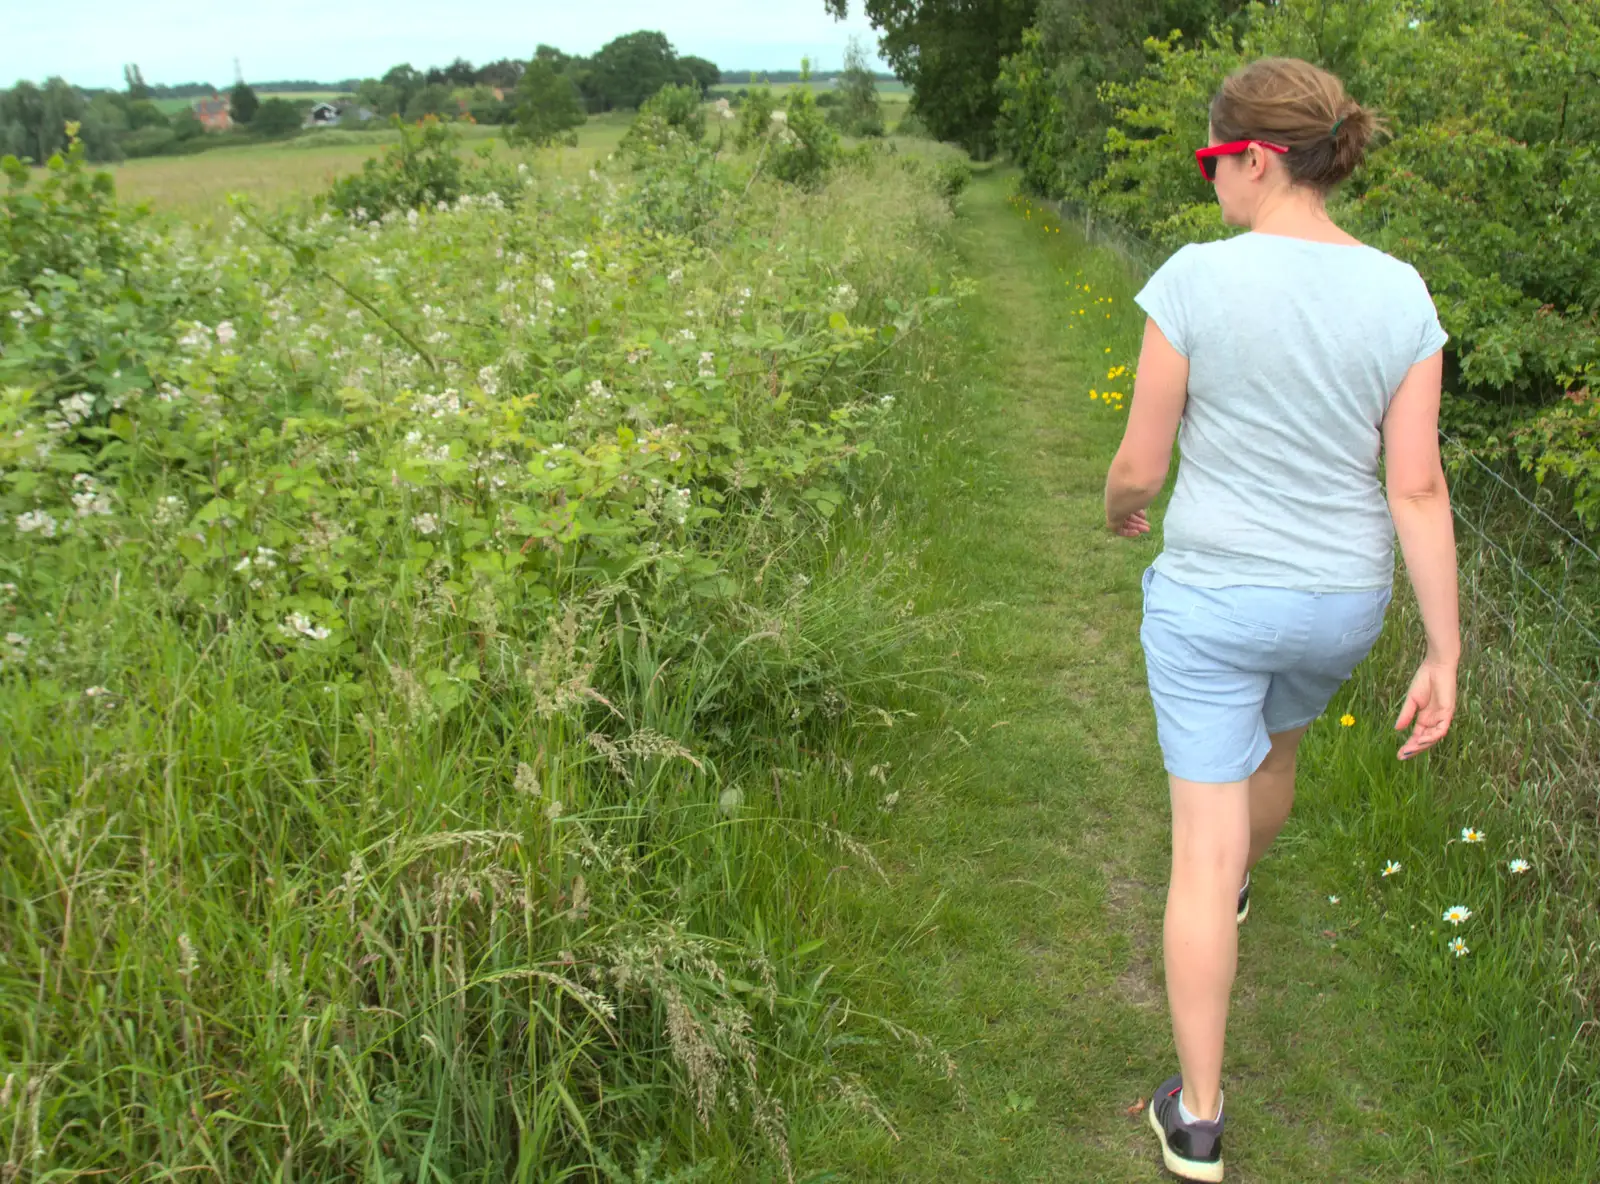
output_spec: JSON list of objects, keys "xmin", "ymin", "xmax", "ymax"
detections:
[{"xmin": 1102, "ymin": 58, "xmax": 1460, "ymax": 1181}]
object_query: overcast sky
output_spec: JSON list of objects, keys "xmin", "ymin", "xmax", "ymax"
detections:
[{"xmin": 1, "ymin": 1, "xmax": 889, "ymax": 90}]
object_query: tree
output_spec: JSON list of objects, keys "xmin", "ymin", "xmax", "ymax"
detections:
[
  {"xmin": 381, "ymin": 64, "xmax": 425, "ymax": 114},
  {"xmin": 823, "ymin": 0, "xmax": 1038, "ymax": 156},
  {"xmin": 996, "ymin": 0, "xmax": 1248, "ymax": 195},
  {"xmin": 831, "ymin": 35, "xmax": 884, "ymax": 135},
  {"xmin": 678, "ymin": 55, "xmax": 722, "ymax": 96},
  {"xmin": 126, "ymin": 99, "xmax": 169, "ymax": 131},
  {"xmin": 171, "ymin": 107, "xmax": 203, "ymax": 141},
  {"xmin": 252, "ymin": 97, "xmax": 302, "ymax": 136},
  {"xmin": 475, "ymin": 58, "xmax": 526, "ymax": 88},
  {"xmin": 404, "ymin": 84, "xmax": 455, "ymax": 122},
  {"xmin": 508, "ymin": 58, "xmax": 586, "ymax": 145},
  {"xmin": 587, "ymin": 31, "xmax": 682, "ymax": 110},
  {"xmin": 123, "ymin": 64, "xmax": 151, "ymax": 99},
  {"xmin": 426, "ymin": 57, "xmax": 478, "ymax": 87},
  {"xmin": 230, "ymin": 81, "xmax": 260, "ymax": 124}
]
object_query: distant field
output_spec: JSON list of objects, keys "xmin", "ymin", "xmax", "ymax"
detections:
[
  {"xmin": 151, "ymin": 91, "xmax": 351, "ymax": 116},
  {"xmin": 711, "ymin": 79, "xmax": 909, "ymax": 95},
  {"xmin": 105, "ymin": 113, "xmax": 633, "ymax": 222}
]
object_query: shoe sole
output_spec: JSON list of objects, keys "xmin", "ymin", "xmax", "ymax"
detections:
[
  {"xmin": 1147, "ymin": 1099, "xmax": 1225, "ymax": 1182},
  {"xmin": 1236, "ymin": 896, "xmax": 1249, "ymax": 924}
]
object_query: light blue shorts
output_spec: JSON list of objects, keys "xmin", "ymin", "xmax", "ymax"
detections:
[{"xmin": 1139, "ymin": 566, "xmax": 1392, "ymax": 783}]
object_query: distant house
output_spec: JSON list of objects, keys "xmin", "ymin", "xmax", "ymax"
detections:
[
  {"xmin": 304, "ymin": 102, "xmax": 340, "ymax": 128},
  {"xmin": 193, "ymin": 96, "xmax": 232, "ymax": 132}
]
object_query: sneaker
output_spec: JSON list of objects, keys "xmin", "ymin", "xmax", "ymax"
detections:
[
  {"xmin": 1147, "ymin": 1074, "xmax": 1224, "ymax": 1182},
  {"xmin": 1237, "ymin": 872, "xmax": 1250, "ymax": 924}
]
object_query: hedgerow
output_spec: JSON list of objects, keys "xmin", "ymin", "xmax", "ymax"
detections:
[{"xmin": 0, "ymin": 126, "xmax": 970, "ymax": 1176}]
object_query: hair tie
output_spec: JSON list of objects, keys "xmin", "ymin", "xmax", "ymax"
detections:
[{"xmin": 1329, "ymin": 116, "xmax": 1347, "ymax": 139}]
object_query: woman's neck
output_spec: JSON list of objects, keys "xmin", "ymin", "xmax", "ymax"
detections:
[{"xmin": 1247, "ymin": 186, "xmax": 1361, "ymax": 245}]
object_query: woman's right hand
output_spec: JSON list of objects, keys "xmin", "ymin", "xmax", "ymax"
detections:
[{"xmin": 1395, "ymin": 658, "xmax": 1457, "ymax": 760}]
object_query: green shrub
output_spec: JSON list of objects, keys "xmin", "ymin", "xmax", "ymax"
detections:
[
  {"xmin": 327, "ymin": 116, "xmax": 521, "ymax": 218},
  {"xmin": 768, "ymin": 90, "xmax": 839, "ymax": 189},
  {"xmin": 119, "ymin": 125, "xmax": 178, "ymax": 158},
  {"xmin": 622, "ymin": 83, "xmax": 707, "ymax": 154},
  {"xmin": 893, "ymin": 109, "xmax": 931, "ymax": 138},
  {"xmin": 0, "ymin": 139, "xmax": 175, "ymax": 418},
  {"xmin": 735, "ymin": 86, "xmax": 777, "ymax": 150}
]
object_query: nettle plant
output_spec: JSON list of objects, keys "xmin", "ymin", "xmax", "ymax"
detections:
[{"xmin": 1, "ymin": 142, "xmax": 954, "ymax": 700}]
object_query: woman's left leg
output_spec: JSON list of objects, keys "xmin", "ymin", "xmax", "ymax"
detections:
[{"xmin": 1164, "ymin": 773, "xmax": 1252, "ymax": 1123}]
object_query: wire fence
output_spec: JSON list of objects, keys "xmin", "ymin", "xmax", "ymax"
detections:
[{"xmin": 1042, "ymin": 193, "xmax": 1600, "ymax": 806}]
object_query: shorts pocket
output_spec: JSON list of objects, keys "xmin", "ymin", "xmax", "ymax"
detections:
[
  {"xmin": 1339, "ymin": 588, "xmax": 1393, "ymax": 646},
  {"xmin": 1190, "ymin": 603, "xmax": 1281, "ymax": 645}
]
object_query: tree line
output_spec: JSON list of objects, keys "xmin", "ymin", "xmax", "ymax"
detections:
[
  {"xmin": 0, "ymin": 31, "xmax": 723, "ymax": 165},
  {"xmin": 347, "ymin": 34, "xmax": 720, "ymax": 126}
]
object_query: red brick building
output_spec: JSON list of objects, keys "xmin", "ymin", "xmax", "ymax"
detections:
[{"xmin": 193, "ymin": 96, "xmax": 232, "ymax": 132}]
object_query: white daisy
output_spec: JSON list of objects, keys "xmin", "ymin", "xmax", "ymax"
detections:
[
  {"xmin": 1382, "ymin": 860, "xmax": 1402, "ymax": 877},
  {"xmin": 1460, "ymin": 827, "xmax": 1485, "ymax": 844},
  {"xmin": 1449, "ymin": 937, "xmax": 1469, "ymax": 958},
  {"xmin": 1507, "ymin": 858, "xmax": 1531, "ymax": 875},
  {"xmin": 1443, "ymin": 905, "xmax": 1472, "ymax": 926}
]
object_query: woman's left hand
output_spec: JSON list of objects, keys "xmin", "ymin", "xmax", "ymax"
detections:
[{"xmin": 1109, "ymin": 510, "xmax": 1151, "ymax": 537}]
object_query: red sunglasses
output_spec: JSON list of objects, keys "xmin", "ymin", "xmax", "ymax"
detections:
[{"xmin": 1195, "ymin": 139, "xmax": 1289, "ymax": 181}]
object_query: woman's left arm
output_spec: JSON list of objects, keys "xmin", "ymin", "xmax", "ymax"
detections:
[{"xmin": 1104, "ymin": 317, "xmax": 1190, "ymax": 535}]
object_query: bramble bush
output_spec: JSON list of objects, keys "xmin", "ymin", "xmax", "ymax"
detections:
[{"xmin": 0, "ymin": 124, "xmax": 972, "ymax": 1176}]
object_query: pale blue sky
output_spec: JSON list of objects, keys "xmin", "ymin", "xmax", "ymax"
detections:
[{"xmin": 2, "ymin": 1, "xmax": 888, "ymax": 90}]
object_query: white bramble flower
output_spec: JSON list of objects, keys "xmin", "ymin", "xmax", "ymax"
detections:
[
  {"xmin": 84, "ymin": 686, "xmax": 109, "ymax": 698},
  {"xmin": 177, "ymin": 324, "xmax": 212, "ymax": 352},
  {"xmin": 1460, "ymin": 827, "xmax": 1485, "ymax": 844},
  {"xmin": 698, "ymin": 351, "xmax": 716, "ymax": 379},
  {"xmin": 1327, "ymin": 895, "xmax": 1340, "ymax": 905},
  {"xmin": 279, "ymin": 612, "xmax": 331, "ymax": 642},
  {"xmin": 412, "ymin": 513, "xmax": 440, "ymax": 535},
  {"xmin": 16, "ymin": 510, "xmax": 59, "ymax": 537},
  {"xmin": 1443, "ymin": 905, "xmax": 1472, "ymax": 926},
  {"xmin": 1382, "ymin": 860, "xmax": 1402, "ymax": 877},
  {"xmin": 215, "ymin": 320, "xmax": 237, "ymax": 347},
  {"xmin": 1449, "ymin": 937, "xmax": 1469, "ymax": 958},
  {"xmin": 667, "ymin": 268, "xmax": 683, "ymax": 284},
  {"xmin": 1508, "ymin": 858, "xmax": 1531, "ymax": 875}
]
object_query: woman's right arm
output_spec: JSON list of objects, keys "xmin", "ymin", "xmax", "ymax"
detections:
[{"xmin": 1382, "ymin": 349, "xmax": 1460, "ymax": 759}]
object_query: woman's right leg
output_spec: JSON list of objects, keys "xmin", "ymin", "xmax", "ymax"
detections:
[
  {"xmin": 1166, "ymin": 773, "xmax": 1252, "ymax": 1123},
  {"xmin": 1245, "ymin": 725, "xmax": 1310, "ymax": 871}
]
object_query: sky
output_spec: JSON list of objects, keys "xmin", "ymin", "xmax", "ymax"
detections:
[{"xmin": 0, "ymin": 1, "xmax": 890, "ymax": 90}]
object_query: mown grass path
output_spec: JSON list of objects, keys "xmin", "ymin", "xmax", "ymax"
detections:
[{"xmin": 819, "ymin": 171, "xmax": 1425, "ymax": 1182}]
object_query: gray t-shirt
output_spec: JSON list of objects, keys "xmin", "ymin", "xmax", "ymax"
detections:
[{"xmin": 1134, "ymin": 233, "xmax": 1448, "ymax": 592}]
